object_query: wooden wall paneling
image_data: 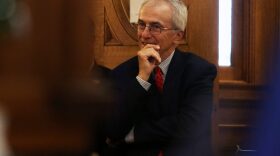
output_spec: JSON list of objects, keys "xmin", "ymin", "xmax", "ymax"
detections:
[
  {"xmin": 103, "ymin": 46, "xmax": 139, "ymax": 68},
  {"xmin": 91, "ymin": 0, "xmax": 139, "ymax": 69},
  {"xmin": 231, "ymin": 0, "xmax": 245, "ymax": 81},
  {"xmin": 218, "ymin": 125, "xmax": 254, "ymax": 156},
  {"xmin": 254, "ymin": 0, "xmax": 279, "ymax": 85},
  {"xmin": 217, "ymin": 82, "xmax": 263, "ymax": 156},
  {"xmin": 90, "ymin": 0, "xmax": 105, "ymax": 66},
  {"xmin": 245, "ymin": 0, "xmax": 256, "ymax": 84},
  {"xmin": 104, "ymin": 0, "xmax": 137, "ymax": 45},
  {"xmin": 94, "ymin": 0, "xmax": 218, "ymax": 68},
  {"xmin": 183, "ymin": 0, "xmax": 218, "ymax": 64}
]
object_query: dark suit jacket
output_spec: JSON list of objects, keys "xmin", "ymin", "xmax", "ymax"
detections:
[{"xmin": 105, "ymin": 49, "xmax": 217, "ymax": 156}]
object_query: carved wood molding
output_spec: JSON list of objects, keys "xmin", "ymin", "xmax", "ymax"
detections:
[
  {"xmin": 245, "ymin": 0, "xmax": 256, "ymax": 84},
  {"xmin": 104, "ymin": 0, "xmax": 138, "ymax": 46}
]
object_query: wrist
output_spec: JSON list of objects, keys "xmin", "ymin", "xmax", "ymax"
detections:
[{"xmin": 138, "ymin": 72, "xmax": 150, "ymax": 81}]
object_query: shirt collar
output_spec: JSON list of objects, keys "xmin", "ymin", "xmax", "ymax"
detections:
[{"xmin": 158, "ymin": 50, "xmax": 175, "ymax": 76}]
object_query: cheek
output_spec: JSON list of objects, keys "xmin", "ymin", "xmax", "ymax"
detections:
[
  {"xmin": 161, "ymin": 33, "xmax": 172, "ymax": 40},
  {"xmin": 157, "ymin": 36, "xmax": 169, "ymax": 45},
  {"xmin": 161, "ymin": 34, "xmax": 175, "ymax": 43},
  {"xmin": 137, "ymin": 31, "xmax": 144, "ymax": 38}
]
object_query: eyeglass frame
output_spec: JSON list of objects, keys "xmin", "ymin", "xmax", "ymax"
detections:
[{"xmin": 136, "ymin": 20, "xmax": 178, "ymax": 35}]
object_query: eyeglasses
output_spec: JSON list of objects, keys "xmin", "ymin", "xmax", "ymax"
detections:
[{"xmin": 137, "ymin": 21, "xmax": 177, "ymax": 35}]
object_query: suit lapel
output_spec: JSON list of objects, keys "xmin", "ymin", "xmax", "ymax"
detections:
[
  {"xmin": 160, "ymin": 50, "xmax": 187, "ymax": 114},
  {"xmin": 163, "ymin": 50, "xmax": 186, "ymax": 94}
]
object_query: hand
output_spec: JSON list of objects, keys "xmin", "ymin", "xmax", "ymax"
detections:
[{"xmin": 137, "ymin": 44, "xmax": 161, "ymax": 81}]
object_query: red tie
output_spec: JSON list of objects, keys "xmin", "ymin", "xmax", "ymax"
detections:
[
  {"xmin": 154, "ymin": 66, "xmax": 163, "ymax": 92},
  {"xmin": 155, "ymin": 67, "xmax": 164, "ymax": 156}
]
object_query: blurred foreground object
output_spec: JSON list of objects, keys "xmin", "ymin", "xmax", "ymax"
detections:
[
  {"xmin": 253, "ymin": 51, "xmax": 280, "ymax": 156},
  {"xmin": 0, "ymin": 108, "xmax": 12, "ymax": 156},
  {"xmin": 1, "ymin": 0, "xmax": 112, "ymax": 155}
]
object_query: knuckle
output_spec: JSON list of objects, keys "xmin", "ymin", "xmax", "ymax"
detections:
[{"xmin": 137, "ymin": 50, "xmax": 144, "ymax": 56}]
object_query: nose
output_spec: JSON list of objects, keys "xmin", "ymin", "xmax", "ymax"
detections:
[{"xmin": 140, "ymin": 26, "xmax": 152, "ymax": 38}]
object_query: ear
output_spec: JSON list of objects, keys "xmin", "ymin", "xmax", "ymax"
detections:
[{"xmin": 173, "ymin": 31, "xmax": 185, "ymax": 45}]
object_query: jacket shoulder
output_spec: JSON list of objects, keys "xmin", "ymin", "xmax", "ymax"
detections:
[{"xmin": 175, "ymin": 50, "xmax": 217, "ymax": 76}]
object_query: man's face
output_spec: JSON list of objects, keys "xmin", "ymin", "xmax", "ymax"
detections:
[{"xmin": 138, "ymin": 1, "xmax": 179, "ymax": 58}]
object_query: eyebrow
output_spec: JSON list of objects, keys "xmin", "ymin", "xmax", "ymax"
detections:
[{"xmin": 138, "ymin": 19, "xmax": 163, "ymax": 26}]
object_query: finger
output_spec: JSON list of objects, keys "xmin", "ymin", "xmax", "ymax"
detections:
[
  {"xmin": 144, "ymin": 44, "xmax": 160, "ymax": 52},
  {"xmin": 138, "ymin": 49, "xmax": 161, "ymax": 64},
  {"xmin": 148, "ymin": 52, "xmax": 161, "ymax": 64},
  {"xmin": 146, "ymin": 48, "xmax": 161, "ymax": 63},
  {"xmin": 138, "ymin": 45, "xmax": 162, "ymax": 65}
]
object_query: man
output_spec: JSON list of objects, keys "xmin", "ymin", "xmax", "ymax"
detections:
[{"xmin": 105, "ymin": 0, "xmax": 217, "ymax": 156}]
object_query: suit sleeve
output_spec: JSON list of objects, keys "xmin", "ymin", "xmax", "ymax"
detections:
[{"xmin": 134, "ymin": 63, "xmax": 217, "ymax": 144}]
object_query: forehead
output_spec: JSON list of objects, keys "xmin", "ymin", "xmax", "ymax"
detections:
[{"xmin": 139, "ymin": 1, "xmax": 173, "ymax": 26}]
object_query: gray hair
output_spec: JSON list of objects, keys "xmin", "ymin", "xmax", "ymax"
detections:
[{"xmin": 140, "ymin": 0, "xmax": 188, "ymax": 31}]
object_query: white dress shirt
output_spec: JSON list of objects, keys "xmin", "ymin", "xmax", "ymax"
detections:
[{"xmin": 136, "ymin": 51, "xmax": 175, "ymax": 91}]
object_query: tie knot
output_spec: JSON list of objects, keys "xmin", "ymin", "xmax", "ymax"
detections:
[{"xmin": 155, "ymin": 66, "xmax": 162, "ymax": 74}]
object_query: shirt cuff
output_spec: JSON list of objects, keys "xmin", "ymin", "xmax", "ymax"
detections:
[
  {"xmin": 136, "ymin": 76, "xmax": 151, "ymax": 91},
  {"xmin": 124, "ymin": 127, "xmax": 135, "ymax": 143}
]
